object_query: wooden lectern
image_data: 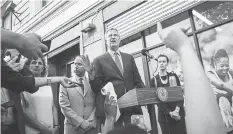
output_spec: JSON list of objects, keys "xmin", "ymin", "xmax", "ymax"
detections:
[{"xmin": 117, "ymin": 87, "xmax": 184, "ymax": 134}]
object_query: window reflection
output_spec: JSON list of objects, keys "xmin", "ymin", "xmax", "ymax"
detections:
[
  {"xmin": 134, "ymin": 57, "xmax": 145, "ymax": 84},
  {"xmin": 119, "ymin": 33, "xmax": 143, "ymax": 54},
  {"xmin": 193, "ymin": 1, "xmax": 233, "ymax": 30},
  {"xmin": 197, "ymin": 21, "xmax": 233, "ymax": 71},
  {"xmin": 84, "ymin": 41, "xmax": 104, "ymax": 62},
  {"xmin": 147, "ymin": 37, "xmax": 195, "ymax": 86},
  {"xmin": 198, "ymin": 21, "xmax": 233, "ymax": 133},
  {"xmin": 70, "ymin": 63, "xmax": 75, "ymax": 77}
]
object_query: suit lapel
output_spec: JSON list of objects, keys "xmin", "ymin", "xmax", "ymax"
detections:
[{"xmin": 104, "ymin": 53, "xmax": 123, "ymax": 78}]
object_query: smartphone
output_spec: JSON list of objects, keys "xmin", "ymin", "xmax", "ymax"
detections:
[
  {"xmin": 1, "ymin": 101, "xmax": 14, "ymax": 108},
  {"xmin": 41, "ymin": 40, "xmax": 51, "ymax": 53}
]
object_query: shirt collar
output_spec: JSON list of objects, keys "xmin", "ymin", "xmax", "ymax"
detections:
[
  {"xmin": 108, "ymin": 49, "xmax": 121, "ymax": 57},
  {"xmin": 75, "ymin": 74, "xmax": 86, "ymax": 82}
]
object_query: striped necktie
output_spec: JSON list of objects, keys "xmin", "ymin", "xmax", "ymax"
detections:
[
  {"xmin": 114, "ymin": 52, "xmax": 123, "ymax": 75},
  {"xmin": 79, "ymin": 78, "xmax": 84, "ymax": 94}
]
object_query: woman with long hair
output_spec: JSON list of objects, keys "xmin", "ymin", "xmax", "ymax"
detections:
[
  {"xmin": 22, "ymin": 57, "xmax": 59, "ymax": 134},
  {"xmin": 150, "ymin": 54, "xmax": 186, "ymax": 134},
  {"xmin": 207, "ymin": 49, "xmax": 233, "ymax": 133}
]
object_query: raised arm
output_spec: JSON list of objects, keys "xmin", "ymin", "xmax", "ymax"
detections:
[
  {"xmin": 157, "ymin": 22, "xmax": 225, "ymax": 134},
  {"xmin": 89, "ymin": 58, "xmax": 105, "ymax": 94}
]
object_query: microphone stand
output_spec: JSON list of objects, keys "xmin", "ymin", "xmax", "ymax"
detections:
[
  {"xmin": 145, "ymin": 56, "xmax": 159, "ymax": 134},
  {"xmin": 147, "ymin": 57, "xmax": 158, "ymax": 77}
]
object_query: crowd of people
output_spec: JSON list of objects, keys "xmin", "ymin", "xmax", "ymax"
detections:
[{"xmin": 1, "ymin": 20, "xmax": 232, "ymax": 134}]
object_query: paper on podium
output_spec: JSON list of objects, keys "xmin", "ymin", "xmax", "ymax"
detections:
[{"xmin": 101, "ymin": 82, "xmax": 121, "ymax": 121}]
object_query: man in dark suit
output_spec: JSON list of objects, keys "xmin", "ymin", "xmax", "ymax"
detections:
[{"xmin": 89, "ymin": 28, "xmax": 145, "ymax": 128}]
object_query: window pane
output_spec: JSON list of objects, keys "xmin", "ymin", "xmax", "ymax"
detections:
[
  {"xmin": 3, "ymin": 14, "xmax": 11, "ymax": 30},
  {"xmin": 134, "ymin": 56, "xmax": 145, "ymax": 84},
  {"xmin": 84, "ymin": 40, "xmax": 104, "ymax": 62},
  {"xmin": 148, "ymin": 46, "xmax": 180, "ymax": 77},
  {"xmin": 119, "ymin": 33, "xmax": 143, "ymax": 54},
  {"xmin": 192, "ymin": 1, "xmax": 233, "ymax": 30},
  {"xmin": 147, "ymin": 37, "xmax": 194, "ymax": 85},
  {"xmin": 119, "ymin": 39, "xmax": 143, "ymax": 54},
  {"xmin": 197, "ymin": 21, "xmax": 233, "ymax": 71},
  {"xmin": 70, "ymin": 63, "xmax": 75, "ymax": 77},
  {"xmin": 145, "ymin": 11, "xmax": 191, "ymax": 48},
  {"xmin": 197, "ymin": 21, "xmax": 233, "ymax": 132},
  {"xmin": 42, "ymin": 0, "xmax": 47, "ymax": 7}
]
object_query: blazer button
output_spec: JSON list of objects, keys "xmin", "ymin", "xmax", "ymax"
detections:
[{"xmin": 84, "ymin": 105, "xmax": 86, "ymax": 107}]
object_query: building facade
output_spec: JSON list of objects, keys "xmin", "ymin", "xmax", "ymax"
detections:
[{"xmin": 2, "ymin": 0, "xmax": 233, "ymax": 133}]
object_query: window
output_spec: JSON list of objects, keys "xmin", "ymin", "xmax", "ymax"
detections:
[
  {"xmin": 148, "ymin": 37, "xmax": 195, "ymax": 84},
  {"xmin": 2, "ymin": 13, "xmax": 12, "ymax": 30},
  {"xmin": 119, "ymin": 33, "xmax": 143, "ymax": 54},
  {"xmin": 134, "ymin": 56, "xmax": 145, "ymax": 84},
  {"xmin": 28, "ymin": 0, "xmax": 50, "ymax": 17},
  {"xmin": 145, "ymin": 11, "xmax": 191, "ymax": 48},
  {"xmin": 42, "ymin": 0, "xmax": 47, "ymax": 7},
  {"xmin": 197, "ymin": 21, "xmax": 233, "ymax": 71},
  {"xmin": 70, "ymin": 63, "xmax": 75, "ymax": 77},
  {"xmin": 84, "ymin": 40, "xmax": 104, "ymax": 62},
  {"xmin": 192, "ymin": 1, "xmax": 233, "ymax": 30}
]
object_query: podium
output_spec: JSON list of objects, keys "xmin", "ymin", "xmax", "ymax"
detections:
[{"xmin": 118, "ymin": 87, "xmax": 184, "ymax": 134}]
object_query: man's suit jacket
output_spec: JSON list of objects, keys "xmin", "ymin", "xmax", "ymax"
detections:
[
  {"xmin": 90, "ymin": 52, "xmax": 145, "ymax": 117},
  {"xmin": 59, "ymin": 76, "xmax": 96, "ymax": 134}
]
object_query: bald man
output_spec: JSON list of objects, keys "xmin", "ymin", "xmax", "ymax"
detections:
[{"xmin": 59, "ymin": 56, "xmax": 97, "ymax": 134}]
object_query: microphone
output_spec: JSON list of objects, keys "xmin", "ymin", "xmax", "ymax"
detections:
[{"xmin": 141, "ymin": 49, "xmax": 157, "ymax": 61}]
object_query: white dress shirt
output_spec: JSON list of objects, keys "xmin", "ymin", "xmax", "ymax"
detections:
[{"xmin": 108, "ymin": 49, "xmax": 124, "ymax": 72}]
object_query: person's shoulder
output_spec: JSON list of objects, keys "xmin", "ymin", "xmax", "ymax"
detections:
[
  {"xmin": 93, "ymin": 53, "xmax": 107, "ymax": 61},
  {"xmin": 120, "ymin": 52, "xmax": 134, "ymax": 60},
  {"xmin": 120, "ymin": 52, "xmax": 131, "ymax": 57}
]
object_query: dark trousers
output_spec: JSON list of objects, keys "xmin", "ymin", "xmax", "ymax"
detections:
[
  {"xmin": 1, "ymin": 124, "xmax": 20, "ymax": 134},
  {"xmin": 96, "ymin": 114, "xmax": 132, "ymax": 133},
  {"xmin": 115, "ymin": 114, "xmax": 131, "ymax": 128},
  {"xmin": 159, "ymin": 119, "xmax": 186, "ymax": 134}
]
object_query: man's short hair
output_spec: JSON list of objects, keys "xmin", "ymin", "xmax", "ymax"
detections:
[{"xmin": 105, "ymin": 28, "xmax": 119, "ymax": 39}]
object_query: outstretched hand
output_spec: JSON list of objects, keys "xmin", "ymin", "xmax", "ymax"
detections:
[
  {"xmin": 82, "ymin": 55, "xmax": 93, "ymax": 73},
  {"xmin": 59, "ymin": 77, "xmax": 78, "ymax": 88},
  {"xmin": 157, "ymin": 22, "xmax": 190, "ymax": 53}
]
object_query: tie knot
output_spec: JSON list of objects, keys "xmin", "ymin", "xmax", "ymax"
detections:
[
  {"xmin": 79, "ymin": 78, "xmax": 83, "ymax": 81},
  {"xmin": 114, "ymin": 52, "xmax": 119, "ymax": 56}
]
